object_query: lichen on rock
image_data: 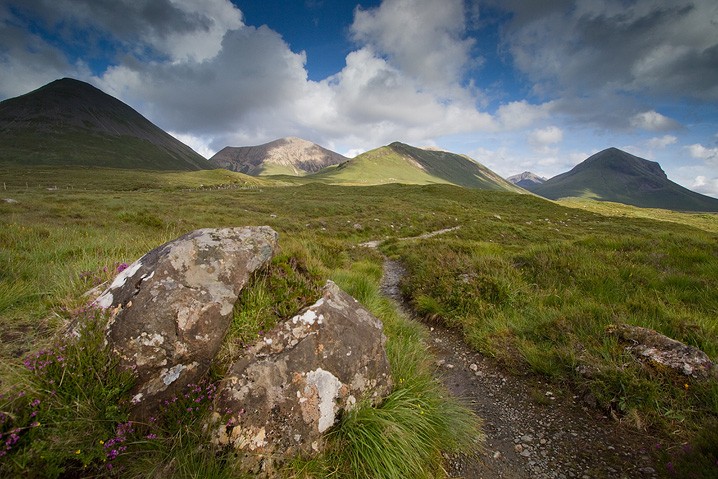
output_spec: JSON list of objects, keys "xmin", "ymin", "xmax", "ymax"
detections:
[
  {"xmin": 95, "ymin": 226, "xmax": 278, "ymax": 418},
  {"xmin": 609, "ymin": 324, "xmax": 718, "ymax": 379},
  {"xmin": 213, "ymin": 280, "xmax": 393, "ymax": 475}
]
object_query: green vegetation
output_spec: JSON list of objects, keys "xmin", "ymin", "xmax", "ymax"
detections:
[
  {"xmin": 0, "ymin": 79, "xmax": 210, "ymax": 171},
  {"xmin": 311, "ymin": 142, "xmax": 524, "ymax": 193},
  {"xmin": 382, "ymin": 194, "xmax": 718, "ymax": 434},
  {"xmin": 0, "ymin": 171, "xmax": 481, "ymax": 477},
  {"xmin": 1, "ymin": 166, "xmax": 716, "ymax": 476},
  {"xmin": 531, "ymin": 148, "xmax": 718, "ymax": 212}
]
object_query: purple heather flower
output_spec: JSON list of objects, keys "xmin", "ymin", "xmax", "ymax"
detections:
[{"xmin": 117, "ymin": 263, "xmax": 129, "ymax": 273}]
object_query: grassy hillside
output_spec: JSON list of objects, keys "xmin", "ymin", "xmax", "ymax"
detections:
[
  {"xmin": 312, "ymin": 142, "xmax": 525, "ymax": 193},
  {"xmin": 532, "ymin": 148, "xmax": 718, "ymax": 212},
  {"xmin": 0, "ymin": 165, "xmax": 269, "ymax": 191},
  {"xmin": 1, "ymin": 166, "xmax": 717, "ymax": 476},
  {"xmin": 0, "ymin": 78, "xmax": 210, "ymax": 170}
]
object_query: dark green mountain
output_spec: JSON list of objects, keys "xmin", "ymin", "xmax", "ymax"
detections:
[
  {"xmin": 0, "ymin": 78, "xmax": 209, "ymax": 170},
  {"xmin": 312, "ymin": 141, "xmax": 525, "ymax": 193},
  {"xmin": 531, "ymin": 147, "xmax": 718, "ymax": 212}
]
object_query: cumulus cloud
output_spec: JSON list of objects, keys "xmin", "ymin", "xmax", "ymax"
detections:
[
  {"xmin": 646, "ymin": 135, "xmax": 678, "ymax": 149},
  {"xmin": 495, "ymin": 100, "xmax": 554, "ymax": 130},
  {"xmin": 630, "ymin": 111, "xmax": 681, "ymax": 131},
  {"xmin": 91, "ymin": 0, "xmax": 501, "ymax": 154},
  {"xmin": 351, "ymin": 0, "xmax": 475, "ymax": 93},
  {"xmin": 529, "ymin": 126, "xmax": 563, "ymax": 146},
  {"xmin": 691, "ymin": 176, "xmax": 718, "ymax": 198},
  {"xmin": 687, "ymin": 143, "xmax": 718, "ymax": 165}
]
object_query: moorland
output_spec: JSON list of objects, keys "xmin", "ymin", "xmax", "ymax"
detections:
[{"xmin": 1, "ymin": 164, "xmax": 717, "ymax": 477}]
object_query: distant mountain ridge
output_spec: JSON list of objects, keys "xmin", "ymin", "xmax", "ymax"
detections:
[
  {"xmin": 312, "ymin": 141, "xmax": 526, "ymax": 193},
  {"xmin": 0, "ymin": 78, "xmax": 209, "ymax": 170},
  {"xmin": 531, "ymin": 147, "xmax": 718, "ymax": 212},
  {"xmin": 209, "ymin": 137, "xmax": 348, "ymax": 176},
  {"xmin": 507, "ymin": 171, "xmax": 546, "ymax": 189}
]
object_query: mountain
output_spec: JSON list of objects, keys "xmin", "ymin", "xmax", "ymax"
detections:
[
  {"xmin": 507, "ymin": 171, "xmax": 546, "ymax": 189},
  {"xmin": 0, "ymin": 78, "xmax": 209, "ymax": 170},
  {"xmin": 311, "ymin": 141, "xmax": 525, "ymax": 193},
  {"xmin": 531, "ymin": 147, "xmax": 718, "ymax": 212},
  {"xmin": 209, "ymin": 137, "xmax": 348, "ymax": 176}
]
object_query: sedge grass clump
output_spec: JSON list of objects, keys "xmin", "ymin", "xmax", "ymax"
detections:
[
  {"xmin": 0, "ymin": 306, "xmax": 135, "ymax": 478},
  {"xmin": 315, "ymin": 262, "xmax": 483, "ymax": 479}
]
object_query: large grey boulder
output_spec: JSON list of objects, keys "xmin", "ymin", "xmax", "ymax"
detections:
[
  {"xmin": 95, "ymin": 227, "xmax": 278, "ymax": 416},
  {"xmin": 610, "ymin": 324, "xmax": 718, "ymax": 379},
  {"xmin": 211, "ymin": 280, "xmax": 393, "ymax": 476}
]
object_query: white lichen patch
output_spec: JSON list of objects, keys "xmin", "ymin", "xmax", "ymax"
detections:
[
  {"xmin": 305, "ymin": 368, "xmax": 342, "ymax": 433},
  {"xmin": 230, "ymin": 425, "xmax": 268, "ymax": 451},
  {"xmin": 138, "ymin": 332, "xmax": 164, "ymax": 347},
  {"xmin": 96, "ymin": 261, "xmax": 144, "ymax": 309},
  {"xmin": 162, "ymin": 364, "xmax": 186, "ymax": 385},
  {"xmin": 95, "ymin": 291, "xmax": 114, "ymax": 309},
  {"xmin": 160, "ymin": 362, "xmax": 198, "ymax": 386},
  {"xmin": 176, "ymin": 301, "xmax": 202, "ymax": 331}
]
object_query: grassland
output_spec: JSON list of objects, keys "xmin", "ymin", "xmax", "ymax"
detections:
[
  {"xmin": 311, "ymin": 142, "xmax": 525, "ymax": 193},
  {"xmin": 1, "ymin": 166, "xmax": 717, "ymax": 477}
]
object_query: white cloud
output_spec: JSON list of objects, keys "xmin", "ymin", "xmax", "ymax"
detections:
[
  {"xmin": 646, "ymin": 135, "xmax": 678, "ymax": 149},
  {"xmin": 529, "ymin": 126, "xmax": 563, "ymax": 146},
  {"xmin": 629, "ymin": 111, "xmax": 680, "ymax": 131},
  {"xmin": 350, "ymin": 0, "xmax": 474, "ymax": 93},
  {"xmin": 495, "ymin": 100, "xmax": 553, "ymax": 130},
  {"xmin": 687, "ymin": 143, "xmax": 718, "ymax": 165},
  {"xmin": 691, "ymin": 176, "xmax": 718, "ymax": 198},
  {"xmin": 168, "ymin": 131, "xmax": 215, "ymax": 159}
]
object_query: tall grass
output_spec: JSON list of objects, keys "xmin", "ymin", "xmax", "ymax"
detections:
[
  {"xmin": 1, "ymin": 169, "xmax": 715, "ymax": 475},
  {"xmin": 392, "ymin": 221, "xmax": 718, "ymax": 437}
]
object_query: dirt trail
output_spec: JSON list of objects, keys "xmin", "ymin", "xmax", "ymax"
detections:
[{"xmin": 379, "ymin": 257, "xmax": 663, "ymax": 479}]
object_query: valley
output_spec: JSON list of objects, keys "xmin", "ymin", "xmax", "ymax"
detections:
[
  {"xmin": 1, "ymin": 79, "xmax": 717, "ymax": 478},
  {"xmin": 1, "ymin": 169, "xmax": 717, "ymax": 477}
]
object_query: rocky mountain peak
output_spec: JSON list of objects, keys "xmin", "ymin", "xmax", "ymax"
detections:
[{"xmin": 209, "ymin": 137, "xmax": 348, "ymax": 176}]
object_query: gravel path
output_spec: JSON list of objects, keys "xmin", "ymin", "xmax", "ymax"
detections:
[{"xmin": 380, "ymin": 258, "xmax": 663, "ymax": 479}]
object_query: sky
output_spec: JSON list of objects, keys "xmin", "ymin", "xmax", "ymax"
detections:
[{"xmin": 1, "ymin": 0, "xmax": 717, "ymax": 197}]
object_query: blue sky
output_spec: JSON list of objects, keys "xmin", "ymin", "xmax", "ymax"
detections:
[{"xmin": 1, "ymin": 0, "xmax": 717, "ymax": 197}]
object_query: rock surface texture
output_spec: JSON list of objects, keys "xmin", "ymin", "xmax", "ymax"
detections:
[
  {"xmin": 212, "ymin": 280, "xmax": 393, "ymax": 476},
  {"xmin": 95, "ymin": 227, "xmax": 278, "ymax": 416},
  {"xmin": 610, "ymin": 324, "xmax": 718, "ymax": 379}
]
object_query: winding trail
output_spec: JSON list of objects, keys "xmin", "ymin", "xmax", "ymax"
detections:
[{"xmin": 365, "ymin": 230, "xmax": 663, "ymax": 479}]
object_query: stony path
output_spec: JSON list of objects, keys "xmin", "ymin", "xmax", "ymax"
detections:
[{"xmin": 379, "ymin": 258, "xmax": 663, "ymax": 479}]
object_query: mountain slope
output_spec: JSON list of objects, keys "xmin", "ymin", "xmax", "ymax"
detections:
[
  {"xmin": 209, "ymin": 137, "xmax": 348, "ymax": 176},
  {"xmin": 507, "ymin": 171, "xmax": 546, "ymax": 189},
  {"xmin": 0, "ymin": 78, "xmax": 209, "ymax": 170},
  {"xmin": 532, "ymin": 147, "xmax": 718, "ymax": 211},
  {"xmin": 312, "ymin": 142, "xmax": 525, "ymax": 193}
]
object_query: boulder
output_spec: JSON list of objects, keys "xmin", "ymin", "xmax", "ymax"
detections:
[
  {"xmin": 211, "ymin": 280, "xmax": 393, "ymax": 475},
  {"xmin": 609, "ymin": 324, "xmax": 718, "ymax": 379},
  {"xmin": 95, "ymin": 227, "xmax": 278, "ymax": 416}
]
